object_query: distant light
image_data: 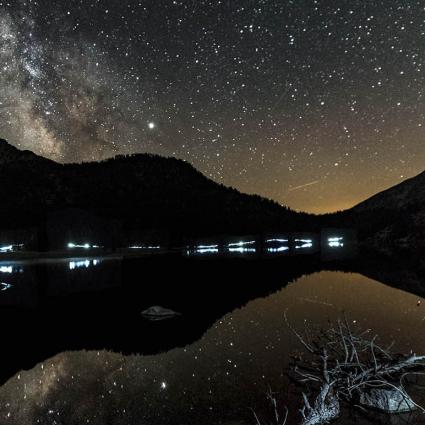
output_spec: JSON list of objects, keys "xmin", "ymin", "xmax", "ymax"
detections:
[
  {"xmin": 148, "ymin": 122, "xmax": 156, "ymax": 130},
  {"xmin": 0, "ymin": 266, "xmax": 13, "ymax": 274},
  {"xmin": 67, "ymin": 243, "xmax": 98, "ymax": 249},
  {"xmin": 195, "ymin": 248, "xmax": 219, "ymax": 254},
  {"xmin": 0, "ymin": 245, "xmax": 13, "ymax": 253},
  {"xmin": 227, "ymin": 241, "xmax": 256, "ymax": 247},
  {"xmin": 161, "ymin": 381, "xmax": 167, "ymax": 390},
  {"xmin": 294, "ymin": 238, "xmax": 313, "ymax": 249},
  {"xmin": 266, "ymin": 239, "xmax": 289, "ymax": 243},
  {"xmin": 328, "ymin": 237, "xmax": 344, "ymax": 248},
  {"xmin": 129, "ymin": 245, "xmax": 160, "ymax": 250}
]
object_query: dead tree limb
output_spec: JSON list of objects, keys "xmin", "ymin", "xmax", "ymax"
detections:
[{"xmin": 285, "ymin": 316, "xmax": 425, "ymax": 425}]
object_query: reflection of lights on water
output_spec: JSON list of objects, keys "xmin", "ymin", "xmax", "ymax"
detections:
[
  {"xmin": 328, "ymin": 242, "xmax": 344, "ymax": 247},
  {"xmin": 0, "ymin": 282, "xmax": 12, "ymax": 291},
  {"xmin": 267, "ymin": 246, "xmax": 290, "ymax": 253},
  {"xmin": 69, "ymin": 259, "xmax": 101, "ymax": 270},
  {"xmin": 328, "ymin": 237, "xmax": 344, "ymax": 248},
  {"xmin": 0, "ymin": 265, "xmax": 23, "ymax": 274},
  {"xmin": 69, "ymin": 260, "xmax": 90, "ymax": 269},
  {"xmin": 227, "ymin": 241, "xmax": 256, "ymax": 247},
  {"xmin": 228, "ymin": 247, "xmax": 256, "ymax": 254},
  {"xmin": 194, "ymin": 244, "xmax": 219, "ymax": 254},
  {"xmin": 295, "ymin": 243, "xmax": 313, "ymax": 249},
  {"xmin": 266, "ymin": 237, "xmax": 290, "ymax": 253},
  {"xmin": 0, "ymin": 266, "xmax": 13, "ymax": 274},
  {"xmin": 295, "ymin": 239, "xmax": 313, "ymax": 249},
  {"xmin": 196, "ymin": 248, "xmax": 219, "ymax": 254}
]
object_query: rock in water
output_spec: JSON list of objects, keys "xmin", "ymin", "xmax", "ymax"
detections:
[
  {"xmin": 359, "ymin": 387, "xmax": 416, "ymax": 413},
  {"xmin": 141, "ymin": 306, "xmax": 181, "ymax": 321}
]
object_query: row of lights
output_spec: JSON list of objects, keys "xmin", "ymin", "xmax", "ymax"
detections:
[
  {"xmin": 191, "ymin": 236, "xmax": 345, "ymax": 255},
  {"xmin": 67, "ymin": 243, "xmax": 101, "ymax": 249},
  {"xmin": 0, "ymin": 244, "xmax": 24, "ymax": 253},
  {"xmin": 1, "ymin": 237, "xmax": 346, "ymax": 255},
  {"xmin": 67, "ymin": 243, "xmax": 161, "ymax": 250}
]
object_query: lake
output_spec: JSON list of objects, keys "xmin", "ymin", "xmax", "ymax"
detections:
[{"xmin": 0, "ymin": 252, "xmax": 424, "ymax": 424}]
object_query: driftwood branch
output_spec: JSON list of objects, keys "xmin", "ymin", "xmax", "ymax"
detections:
[
  {"xmin": 285, "ymin": 315, "xmax": 425, "ymax": 425},
  {"xmin": 252, "ymin": 387, "xmax": 288, "ymax": 425}
]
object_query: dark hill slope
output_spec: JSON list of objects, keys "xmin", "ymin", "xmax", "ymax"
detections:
[
  {"xmin": 0, "ymin": 139, "xmax": 315, "ymax": 248},
  {"xmin": 325, "ymin": 170, "xmax": 425, "ymax": 248}
]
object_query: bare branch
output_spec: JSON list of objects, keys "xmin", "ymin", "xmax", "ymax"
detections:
[{"xmin": 285, "ymin": 315, "xmax": 425, "ymax": 425}]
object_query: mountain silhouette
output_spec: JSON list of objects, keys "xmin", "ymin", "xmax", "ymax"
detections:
[
  {"xmin": 348, "ymin": 171, "xmax": 425, "ymax": 248},
  {"xmin": 1, "ymin": 139, "xmax": 423, "ymax": 250},
  {"xmin": 0, "ymin": 139, "xmax": 315, "ymax": 250},
  {"xmin": 0, "ymin": 138, "xmax": 45, "ymax": 164}
]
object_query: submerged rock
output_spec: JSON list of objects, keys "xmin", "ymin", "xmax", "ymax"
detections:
[
  {"xmin": 141, "ymin": 306, "xmax": 181, "ymax": 321},
  {"xmin": 359, "ymin": 387, "xmax": 416, "ymax": 413}
]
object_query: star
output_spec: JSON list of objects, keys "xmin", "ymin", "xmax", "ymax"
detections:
[{"xmin": 0, "ymin": 0, "xmax": 423, "ymax": 214}]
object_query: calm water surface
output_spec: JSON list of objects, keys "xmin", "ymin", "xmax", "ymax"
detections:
[{"xmin": 0, "ymin": 255, "xmax": 424, "ymax": 424}]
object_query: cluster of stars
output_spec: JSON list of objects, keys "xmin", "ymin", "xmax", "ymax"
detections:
[
  {"xmin": 0, "ymin": 0, "xmax": 424, "ymax": 212},
  {"xmin": 1, "ymin": 270, "xmax": 425, "ymax": 424}
]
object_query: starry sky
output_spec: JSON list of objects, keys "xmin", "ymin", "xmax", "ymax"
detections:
[
  {"xmin": 1, "ymin": 271, "xmax": 425, "ymax": 424},
  {"xmin": 1, "ymin": 0, "xmax": 425, "ymax": 213}
]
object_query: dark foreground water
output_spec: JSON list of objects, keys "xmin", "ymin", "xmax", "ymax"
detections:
[{"xmin": 0, "ymin": 253, "xmax": 424, "ymax": 425}]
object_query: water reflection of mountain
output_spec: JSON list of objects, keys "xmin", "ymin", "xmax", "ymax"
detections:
[
  {"xmin": 0, "ymin": 252, "xmax": 424, "ymax": 387},
  {"xmin": 1, "ymin": 267, "xmax": 425, "ymax": 425},
  {"xmin": 0, "ymin": 255, "xmax": 318, "ymax": 385},
  {"xmin": 328, "ymin": 251, "xmax": 425, "ymax": 298}
]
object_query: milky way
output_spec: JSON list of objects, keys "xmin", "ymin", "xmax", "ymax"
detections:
[
  {"xmin": 1, "ymin": 0, "xmax": 425, "ymax": 212},
  {"xmin": 1, "ymin": 272, "xmax": 425, "ymax": 424}
]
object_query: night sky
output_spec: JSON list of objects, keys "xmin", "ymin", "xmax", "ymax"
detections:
[
  {"xmin": 1, "ymin": 1, "xmax": 425, "ymax": 213},
  {"xmin": 1, "ymin": 271, "xmax": 425, "ymax": 424}
]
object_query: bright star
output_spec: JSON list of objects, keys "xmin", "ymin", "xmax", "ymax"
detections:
[{"xmin": 148, "ymin": 122, "xmax": 156, "ymax": 130}]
